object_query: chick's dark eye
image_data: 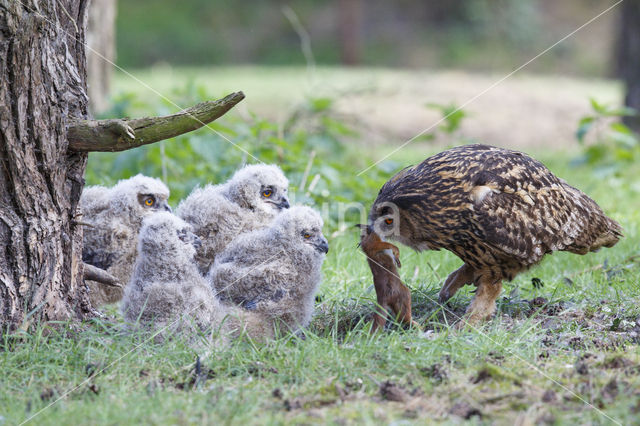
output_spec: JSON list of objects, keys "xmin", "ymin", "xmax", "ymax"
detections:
[
  {"xmin": 385, "ymin": 218, "xmax": 393, "ymax": 225},
  {"xmin": 262, "ymin": 190, "xmax": 272, "ymax": 197}
]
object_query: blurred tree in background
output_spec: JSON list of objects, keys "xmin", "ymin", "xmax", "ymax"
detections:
[
  {"xmin": 115, "ymin": 0, "xmax": 618, "ymax": 76},
  {"xmin": 337, "ymin": 0, "xmax": 362, "ymax": 65},
  {"xmin": 616, "ymin": 0, "xmax": 640, "ymax": 132},
  {"xmin": 87, "ymin": 0, "xmax": 117, "ymax": 114}
]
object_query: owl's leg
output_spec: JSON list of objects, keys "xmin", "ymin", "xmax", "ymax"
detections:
[
  {"xmin": 438, "ymin": 263, "xmax": 475, "ymax": 303},
  {"xmin": 455, "ymin": 275, "xmax": 502, "ymax": 329}
]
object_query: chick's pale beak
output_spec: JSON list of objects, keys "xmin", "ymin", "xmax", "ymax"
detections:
[
  {"xmin": 278, "ymin": 197, "xmax": 290, "ymax": 209},
  {"xmin": 162, "ymin": 201, "xmax": 172, "ymax": 212},
  {"xmin": 191, "ymin": 234, "xmax": 202, "ymax": 250},
  {"xmin": 315, "ymin": 237, "xmax": 329, "ymax": 254}
]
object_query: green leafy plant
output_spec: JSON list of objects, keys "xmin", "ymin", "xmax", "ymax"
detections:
[
  {"xmin": 415, "ymin": 102, "xmax": 471, "ymax": 144},
  {"xmin": 426, "ymin": 102, "xmax": 467, "ymax": 135},
  {"xmin": 573, "ymin": 98, "xmax": 639, "ymax": 173}
]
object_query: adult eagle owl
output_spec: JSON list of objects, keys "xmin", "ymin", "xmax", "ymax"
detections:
[{"xmin": 368, "ymin": 144, "xmax": 622, "ymax": 326}]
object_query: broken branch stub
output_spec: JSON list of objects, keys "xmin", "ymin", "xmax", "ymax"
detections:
[
  {"xmin": 83, "ymin": 264, "xmax": 122, "ymax": 288},
  {"xmin": 67, "ymin": 91, "xmax": 245, "ymax": 152}
]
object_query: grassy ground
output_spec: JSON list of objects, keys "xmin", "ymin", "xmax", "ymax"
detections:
[
  {"xmin": 2, "ymin": 147, "xmax": 639, "ymax": 425},
  {"xmin": 3, "ymin": 66, "xmax": 639, "ymax": 424}
]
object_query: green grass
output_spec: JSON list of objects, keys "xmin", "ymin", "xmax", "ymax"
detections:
[
  {"xmin": 4, "ymin": 65, "xmax": 640, "ymax": 424},
  {"xmin": 2, "ymin": 149, "xmax": 639, "ymax": 425}
]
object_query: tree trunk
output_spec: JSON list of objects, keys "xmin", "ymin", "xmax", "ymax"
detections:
[
  {"xmin": 0, "ymin": 0, "xmax": 92, "ymax": 329},
  {"xmin": 616, "ymin": 0, "xmax": 640, "ymax": 132},
  {"xmin": 87, "ymin": 0, "xmax": 117, "ymax": 115},
  {"xmin": 337, "ymin": 0, "xmax": 362, "ymax": 66}
]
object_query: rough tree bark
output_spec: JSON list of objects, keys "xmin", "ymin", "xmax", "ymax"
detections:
[
  {"xmin": 616, "ymin": 0, "xmax": 640, "ymax": 132},
  {"xmin": 0, "ymin": 0, "xmax": 92, "ymax": 330},
  {"xmin": 0, "ymin": 1, "xmax": 244, "ymax": 330}
]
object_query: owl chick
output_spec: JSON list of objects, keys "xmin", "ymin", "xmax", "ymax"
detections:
[
  {"xmin": 121, "ymin": 212, "xmax": 230, "ymax": 341},
  {"xmin": 369, "ymin": 144, "xmax": 622, "ymax": 327},
  {"xmin": 177, "ymin": 164, "xmax": 290, "ymax": 273},
  {"xmin": 81, "ymin": 174, "xmax": 171, "ymax": 306},
  {"xmin": 208, "ymin": 205, "xmax": 328, "ymax": 339}
]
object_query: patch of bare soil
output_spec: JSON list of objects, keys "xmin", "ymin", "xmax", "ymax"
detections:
[{"xmin": 330, "ymin": 70, "xmax": 621, "ymax": 150}]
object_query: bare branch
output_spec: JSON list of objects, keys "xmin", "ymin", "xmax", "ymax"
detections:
[
  {"xmin": 83, "ymin": 263, "xmax": 122, "ymax": 288},
  {"xmin": 67, "ymin": 91, "xmax": 245, "ymax": 152}
]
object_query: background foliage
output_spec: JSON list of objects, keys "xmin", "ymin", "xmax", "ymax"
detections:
[
  {"xmin": 116, "ymin": 0, "xmax": 618, "ymax": 76},
  {"xmin": 573, "ymin": 98, "xmax": 639, "ymax": 174}
]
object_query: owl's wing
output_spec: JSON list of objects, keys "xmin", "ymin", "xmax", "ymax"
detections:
[
  {"xmin": 181, "ymin": 193, "xmax": 258, "ymax": 271},
  {"xmin": 81, "ymin": 187, "xmax": 117, "ymax": 269},
  {"xmin": 80, "ymin": 186, "xmax": 111, "ymax": 218},
  {"xmin": 212, "ymin": 258, "xmax": 291, "ymax": 308},
  {"xmin": 82, "ymin": 217, "xmax": 134, "ymax": 271},
  {"xmin": 82, "ymin": 245, "xmax": 116, "ymax": 271},
  {"xmin": 469, "ymin": 169, "xmax": 592, "ymax": 268}
]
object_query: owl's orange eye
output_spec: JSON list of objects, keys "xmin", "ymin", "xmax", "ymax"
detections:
[
  {"xmin": 262, "ymin": 190, "xmax": 272, "ymax": 197},
  {"xmin": 385, "ymin": 218, "xmax": 393, "ymax": 225},
  {"xmin": 304, "ymin": 233, "xmax": 311, "ymax": 239},
  {"xmin": 144, "ymin": 198, "xmax": 154, "ymax": 207}
]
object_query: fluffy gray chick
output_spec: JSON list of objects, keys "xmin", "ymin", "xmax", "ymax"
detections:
[
  {"xmin": 121, "ymin": 212, "xmax": 230, "ymax": 341},
  {"xmin": 208, "ymin": 205, "xmax": 328, "ymax": 339},
  {"xmin": 177, "ymin": 164, "xmax": 290, "ymax": 273},
  {"xmin": 81, "ymin": 174, "xmax": 171, "ymax": 306}
]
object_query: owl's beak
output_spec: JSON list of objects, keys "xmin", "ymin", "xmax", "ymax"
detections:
[
  {"xmin": 277, "ymin": 197, "xmax": 290, "ymax": 210},
  {"xmin": 162, "ymin": 202, "xmax": 172, "ymax": 212},
  {"xmin": 191, "ymin": 234, "xmax": 202, "ymax": 250},
  {"xmin": 314, "ymin": 237, "xmax": 329, "ymax": 254}
]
